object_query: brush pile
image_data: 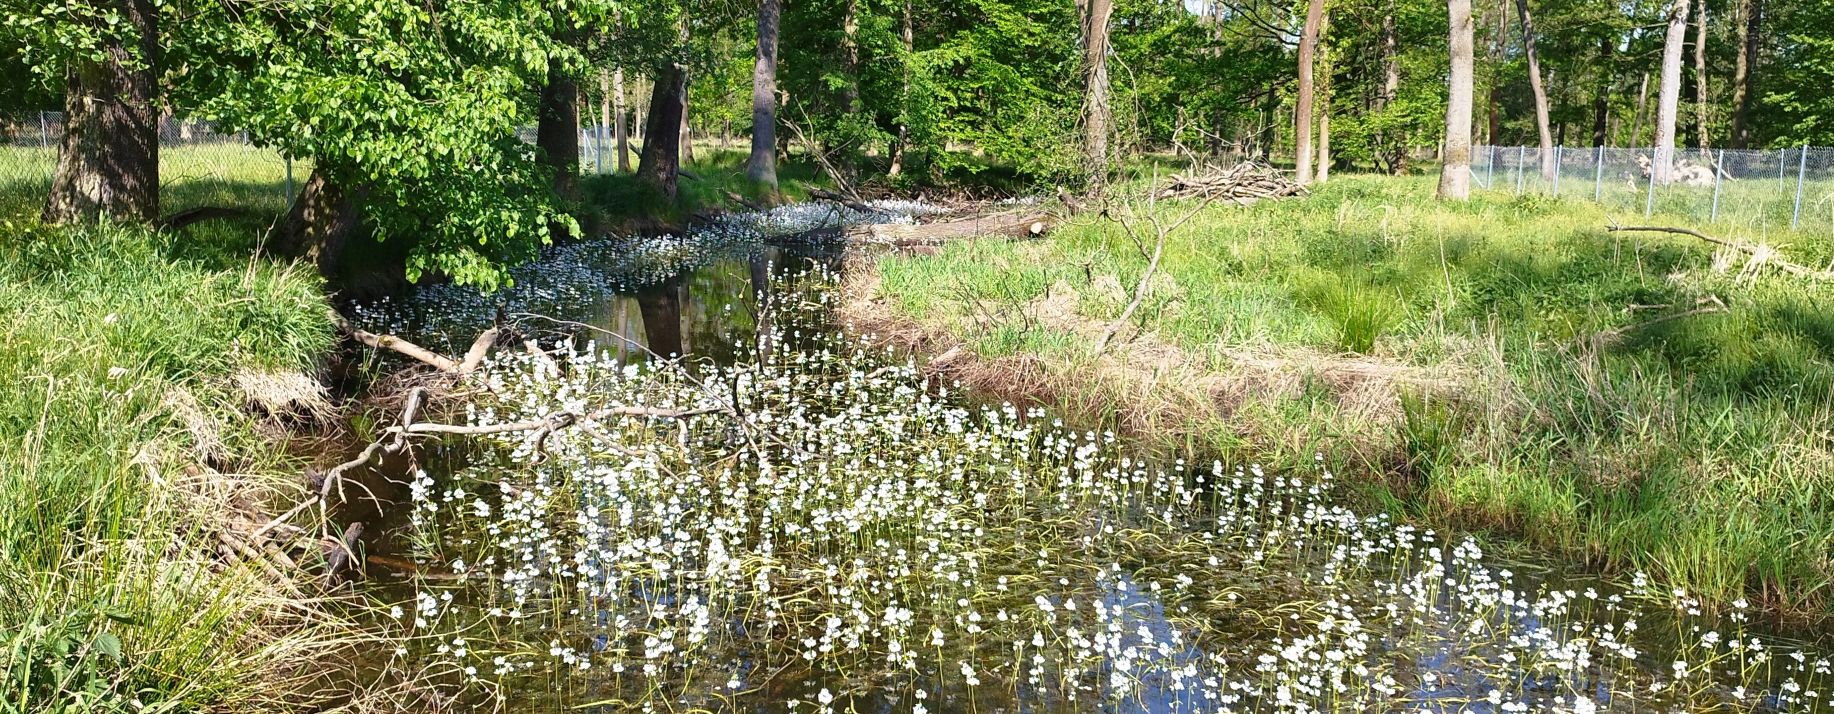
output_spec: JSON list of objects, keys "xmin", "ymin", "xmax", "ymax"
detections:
[{"xmin": 1155, "ymin": 161, "xmax": 1308, "ymax": 202}]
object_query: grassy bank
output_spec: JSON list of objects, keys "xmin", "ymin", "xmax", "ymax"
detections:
[
  {"xmin": 860, "ymin": 173, "xmax": 1834, "ymax": 619},
  {"xmin": 0, "ymin": 178, "xmax": 353, "ymax": 707}
]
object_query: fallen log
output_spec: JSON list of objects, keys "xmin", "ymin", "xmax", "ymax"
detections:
[{"xmin": 845, "ymin": 212, "xmax": 1051, "ymax": 246}]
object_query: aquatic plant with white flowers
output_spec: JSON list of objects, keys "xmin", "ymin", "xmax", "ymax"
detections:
[{"xmin": 379, "ymin": 263, "xmax": 1830, "ymax": 713}]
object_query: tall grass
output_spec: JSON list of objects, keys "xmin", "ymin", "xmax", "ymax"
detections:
[
  {"xmin": 0, "ymin": 209, "xmax": 351, "ymax": 711},
  {"xmin": 873, "ymin": 173, "xmax": 1834, "ymax": 620}
]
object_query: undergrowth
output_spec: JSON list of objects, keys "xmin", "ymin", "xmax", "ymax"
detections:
[
  {"xmin": 0, "ymin": 216, "xmax": 347, "ymax": 712},
  {"xmin": 873, "ymin": 172, "xmax": 1834, "ymax": 621}
]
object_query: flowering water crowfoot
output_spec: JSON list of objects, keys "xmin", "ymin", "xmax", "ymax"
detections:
[{"xmin": 384, "ymin": 258, "xmax": 1831, "ymax": 713}]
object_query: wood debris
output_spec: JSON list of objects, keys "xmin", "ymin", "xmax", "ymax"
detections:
[{"xmin": 1154, "ymin": 162, "xmax": 1308, "ymax": 203}]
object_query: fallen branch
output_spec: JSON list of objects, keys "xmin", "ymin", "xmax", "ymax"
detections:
[
  {"xmin": 811, "ymin": 188, "xmax": 893, "ymax": 217},
  {"xmin": 845, "ymin": 212, "xmax": 1051, "ymax": 246},
  {"xmin": 388, "ymin": 404, "xmax": 722, "ymax": 438},
  {"xmin": 457, "ymin": 328, "xmax": 500, "ymax": 375},
  {"xmin": 1584, "ymin": 294, "xmax": 1729, "ymax": 350},
  {"xmin": 1606, "ymin": 224, "xmax": 1834, "ymax": 282},
  {"xmin": 349, "ymin": 328, "xmax": 462, "ymax": 373}
]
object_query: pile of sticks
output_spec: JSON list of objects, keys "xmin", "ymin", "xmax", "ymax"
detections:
[{"xmin": 1155, "ymin": 162, "xmax": 1308, "ymax": 203}]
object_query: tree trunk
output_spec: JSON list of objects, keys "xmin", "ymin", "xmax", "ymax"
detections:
[
  {"xmin": 1315, "ymin": 14, "xmax": 1332, "ymax": 183},
  {"xmin": 887, "ymin": 0, "xmax": 913, "ymax": 177},
  {"xmin": 1693, "ymin": 0, "xmax": 1709, "ymax": 151},
  {"xmin": 1317, "ymin": 107, "xmax": 1332, "ymax": 182},
  {"xmin": 1516, "ymin": 0, "xmax": 1555, "ymax": 182},
  {"xmin": 537, "ymin": 67, "xmax": 581, "ymax": 196},
  {"xmin": 747, "ymin": 0, "xmax": 782, "ymax": 190},
  {"xmin": 1081, "ymin": 0, "xmax": 1115, "ymax": 188},
  {"xmin": 1592, "ymin": 36, "xmax": 1612, "ymax": 147},
  {"xmin": 1629, "ymin": 71, "xmax": 1650, "ymax": 146},
  {"xmin": 1485, "ymin": 0, "xmax": 1510, "ymax": 145},
  {"xmin": 843, "ymin": 0, "xmax": 863, "ymax": 114},
  {"xmin": 44, "ymin": 0, "xmax": 159, "ymax": 225},
  {"xmin": 1294, "ymin": 0, "xmax": 1325, "ymax": 184},
  {"xmin": 274, "ymin": 170, "xmax": 365, "ymax": 281},
  {"xmin": 1438, "ymin": 0, "xmax": 1475, "ymax": 201},
  {"xmin": 1729, "ymin": 0, "xmax": 1758, "ymax": 148},
  {"xmin": 615, "ymin": 68, "xmax": 631, "ymax": 172},
  {"xmin": 1652, "ymin": 0, "xmax": 1689, "ymax": 185},
  {"xmin": 639, "ymin": 63, "xmax": 688, "ymax": 203},
  {"xmin": 679, "ymin": 77, "xmax": 695, "ymax": 166},
  {"xmin": 1381, "ymin": 5, "xmax": 1399, "ymax": 109},
  {"xmin": 597, "ymin": 70, "xmax": 612, "ymax": 176}
]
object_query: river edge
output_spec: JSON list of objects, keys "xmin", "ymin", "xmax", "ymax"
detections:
[{"xmin": 836, "ymin": 251, "xmax": 1833, "ymax": 634}]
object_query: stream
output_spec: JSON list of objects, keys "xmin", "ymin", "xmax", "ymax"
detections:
[{"xmin": 343, "ymin": 204, "xmax": 1832, "ymax": 713}]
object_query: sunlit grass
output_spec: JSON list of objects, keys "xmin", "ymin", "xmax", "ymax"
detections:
[
  {"xmin": 0, "ymin": 219, "xmax": 350, "ymax": 711},
  {"xmin": 875, "ymin": 173, "xmax": 1834, "ymax": 619}
]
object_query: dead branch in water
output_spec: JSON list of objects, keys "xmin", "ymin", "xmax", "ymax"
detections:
[{"xmin": 1606, "ymin": 224, "xmax": 1834, "ymax": 282}]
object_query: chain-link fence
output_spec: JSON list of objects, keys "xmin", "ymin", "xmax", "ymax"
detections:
[
  {"xmin": 1472, "ymin": 144, "xmax": 1834, "ymax": 236},
  {"xmin": 1, "ymin": 111, "xmax": 303, "ymax": 216}
]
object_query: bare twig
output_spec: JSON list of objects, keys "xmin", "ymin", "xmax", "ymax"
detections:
[
  {"xmin": 1095, "ymin": 189, "xmax": 1211, "ymax": 355},
  {"xmin": 1584, "ymin": 295, "xmax": 1728, "ymax": 350},
  {"xmin": 1606, "ymin": 224, "xmax": 1834, "ymax": 282}
]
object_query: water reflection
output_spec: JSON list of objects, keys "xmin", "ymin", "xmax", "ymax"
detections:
[{"xmin": 569, "ymin": 244, "xmax": 842, "ymax": 365}]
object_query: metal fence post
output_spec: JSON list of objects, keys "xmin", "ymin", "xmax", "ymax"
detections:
[
  {"xmin": 1710, "ymin": 149, "xmax": 1723, "ymax": 221},
  {"xmin": 1486, "ymin": 146, "xmax": 1496, "ymax": 188},
  {"xmin": 1594, "ymin": 145, "xmax": 1605, "ymax": 202},
  {"xmin": 1552, "ymin": 146, "xmax": 1563, "ymax": 196},
  {"xmin": 1793, "ymin": 145, "xmax": 1808, "ymax": 229},
  {"xmin": 1515, "ymin": 146, "xmax": 1525, "ymax": 195},
  {"xmin": 38, "ymin": 111, "xmax": 48, "ymax": 150}
]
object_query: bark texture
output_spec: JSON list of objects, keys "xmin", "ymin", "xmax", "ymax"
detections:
[
  {"xmin": 615, "ymin": 68, "xmax": 631, "ymax": 172},
  {"xmin": 537, "ymin": 66, "xmax": 581, "ymax": 196},
  {"xmin": 746, "ymin": 0, "xmax": 781, "ymax": 190},
  {"xmin": 639, "ymin": 63, "xmax": 689, "ymax": 203},
  {"xmin": 1630, "ymin": 71, "xmax": 1650, "ymax": 146},
  {"xmin": 1294, "ymin": 0, "xmax": 1326, "ymax": 185},
  {"xmin": 1730, "ymin": 0, "xmax": 1759, "ymax": 148},
  {"xmin": 1081, "ymin": 0, "xmax": 1115, "ymax": 188},
  {"xmin": 887, "ymin": 0, "xmax": 914, "ymax": 177},
  {"xmin": 1694, "ymin": 0, "xmax": 1709, "ymax": 151},
  {"xmin": 1438, "ymin": 0, "xmax": 1475, "ymax": 201},
  {"xmin": 1652, "ymin": 0, "xmax": 1690, "ymax": 185},
  {"xmin": 274, "ymin": 170, "xmax": 365, "ymax": 282},
  {"xmin": 1516, "ymin": 0, "xmax": 1555, "ymax": 181},
  {"xmin": 44, "ymin": 0, "xmax": 159, "ymax": 225},
  {"xmin": 1592, "ymin": 35, "xmax": 1612, "ymax": 147}
]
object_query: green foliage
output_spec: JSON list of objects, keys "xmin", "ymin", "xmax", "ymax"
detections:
[{"xmin": 167, "ymin": 0, "xmax": 619, "ymax": 289}]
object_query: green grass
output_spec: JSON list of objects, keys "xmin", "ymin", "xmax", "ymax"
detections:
[
  {"xmin": 874, "ymin": 173, "xmax": 1834, "ymax": 619},
  {"xmin": 0, "ymin": 151, "xmax": 354, "ymax": 711}
]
